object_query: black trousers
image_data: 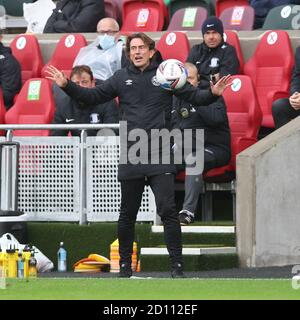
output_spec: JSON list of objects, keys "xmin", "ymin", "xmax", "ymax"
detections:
[
  {"xmin": 272, "ymin": 98, "xmax": 300, "ymax": 129},
  {"xmin": 118, "ymin": 173, "xmax": 183, "ymax": 268}
]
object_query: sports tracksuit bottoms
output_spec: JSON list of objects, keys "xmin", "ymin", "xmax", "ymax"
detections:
[{"xmin": 118, "ymin": 173, "xmax": 183, "ymax": 269}]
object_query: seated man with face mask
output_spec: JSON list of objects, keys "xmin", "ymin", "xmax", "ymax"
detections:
[{"xmin": 73, "ymin": 17, "xmax": 126, "ymax": 81}]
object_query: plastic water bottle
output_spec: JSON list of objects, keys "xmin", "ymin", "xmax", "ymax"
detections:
[{"xmin": 57, "ymin": 242, "xmax": 67, "ymax": 272}]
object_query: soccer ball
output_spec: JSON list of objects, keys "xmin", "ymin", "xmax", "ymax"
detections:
[{"xmin": 156, "ymin": 59, "xmax": 187, "ymax": 90}]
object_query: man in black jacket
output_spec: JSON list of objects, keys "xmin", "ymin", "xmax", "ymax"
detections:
[
  {"xmin": 46, "ymin": 33, "xmax": 230, "ymax": 278},
  {"xmin": 172, "ymin": 63, "xmax": 231, "ymax": 225},
  {"xmin": 43, "ymin": 0, "xmax": 105, "ymax": 33},
  {"xmin": 0, "ymin": 31, "xmax": 22, "ymax": 110},
  {"xmin": 272, "ymin": 46, "xmax": 300, "ymax": 129},
  {"xmin": 51, "ymin": 65, "xmax": 119, "ymax": 136},
  {"xmin": 187, "ymin": 16, "xmax": 240, "ymax": 90}
]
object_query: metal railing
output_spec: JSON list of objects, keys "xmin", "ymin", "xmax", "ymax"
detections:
[{"xmin": 0, "ymin": 124, "xmax": 157, "ymax": 224}]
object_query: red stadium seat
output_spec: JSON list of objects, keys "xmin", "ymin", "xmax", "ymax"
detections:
[
  {"xmin": 104, "ymin": 0, "xmax": 122, "ymax": 24},
  {"xmin": 224, "ymin": 30, "xmax": 244, "ymax": 74},
  {"xmin": 156, "ymin": 31, "xmax": 190, "ymax": 62},
  {"xmin": 167, "ymin": 7, "xmax": 208, "ymax": 31},
  {"xmin": 243, "ymin": 30, "xmax": 294, "ymax": 128},
  {"xmin": 10, "ymin": 34, "xmax": 44, "ymax": 84},
  {"xmin": 215, "ymin": 0, "xmax": 250, "ymax": 17},
  {"xmin": 0, "ymin": 90, "xmax": 6, "ymax": 136},
  {"xmin": 204, "ymin": 75, "xmax": 262, "ymax": 182},
  {"xmin": 219, "ymin": 6, "xmax": 255, "ymax": 31},
  {"xmin": 5, "ymin": 78, "xmax": 55, "ymax": 136},
  {"xmin": 121, "ymin": 0, "xmax": 169, "ymax": 33},
  {"xmin": 41, "ymin": 34, "xmax": 87, "ymax": 79}
]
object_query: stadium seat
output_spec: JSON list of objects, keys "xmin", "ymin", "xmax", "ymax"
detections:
[
  {"xmin": 262, "ymin": 4, "xmax": 300, "ymax": 30},
  {"xmin": 0, "ymin": 90, "xmax": 5, "ymax": 136},
  {"xmin": 215, "ymin": 0, "xmax": 249, "ymax": 17},
  {"xmin": 219, "ymin": 5, "xmax": 255, "ymax": 31},
  {"xmin": 10, "ymin": 34, "xmax": 44, "ymax": 84},
  {"xmin": 5, "ymin": 78, "xmax": 55, "ymax": 136},
  {"xmin": 121, "ymin": 0, "xmax": 169, "ymax": 33},
  {"xmin": 167, "ymin": 7, "xmax": 208, "ymax": 31},
  {"xmin": 168, "ymin": 0, "xmax": 215, "ymax": 18},
  {"xmin": 0, "ymin": 0, "xmax": 34, "ymax": 16},
  {"xmin": 41, "ymin": 34, "xmax": 87, "ymax": 79},
  {"xmin": 223, "ymin": 30, "xmax": 244, "ymax": 73},
  {"xmin": 104, "ymin": 0, "xmax": 122, "ymax": 24},
  {"xmin": 156, "ymin": 31, "xmax": 190, "ymax": 62},
  {"xmin": 243, "ymin": 30, "xmax": 294, "ymax": 128},
  {"xmin": 204, "ymin": 75, "xmax": 262, "ymax": 183}
]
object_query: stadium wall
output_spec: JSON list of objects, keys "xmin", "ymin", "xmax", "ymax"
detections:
[{"xmin": 237, "ymin": 116, "xmax": 300, "ymax": 267}]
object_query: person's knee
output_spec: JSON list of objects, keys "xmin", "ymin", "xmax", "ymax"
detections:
[{"xmin": 272, "ymin": 99, "xmax": 288, "ymax": 118}]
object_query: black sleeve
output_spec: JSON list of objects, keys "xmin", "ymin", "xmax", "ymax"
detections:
[
  {"xmin": 173, "ymin": 81, "xmax": 218, "ymax": 106},
  {"xmin": 0, "ymin": 55, "xmax": 21, "ymax": 109},
  {"xmin": 170, "ymin": 96, "xmax": 180, "ymax": 129},
  {"xmin": 63, "ymin": 73, "xmax": 119, "ymax": 106},
  {"xmin": 197, "ymin": 98, "xmax": 228, "ymax": 127},
  {"xmin": 101, "ymin": 99, "xmax": 119, "ymax": 124},
  {"xmin": 186, "ymin": 45, "xmax": 198, "ymax": 64},
  {"xmin": 219, "ymin": 45, "xmax": 240, "ymax": 77},
  {"xmin": 50, "ymin": 85, "xmax": 69, "ymax": 136},
  {"xmin": 290, "ymin": 47, "xmax": 300, "ymax": 95},
  {"xmin": 44, "ymin": 0, "xmax": 104, "ymax": 33}
]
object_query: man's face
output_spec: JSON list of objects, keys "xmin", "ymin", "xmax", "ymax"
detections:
[
  {"xmin": 97, "ymin": 21, "xmax": 119, "ymax": 40},
  {"xmin": 203, "ymin": 30, "xmax": 222, "ymax": 48},
  {"xmin": 186, "ymin": 67, "xmax": 199, "ymax": 88},
  {"xmin": 129, "ymin": 38, "xmax": 154, "ymax": 71},
  {"xmin": 71, "ymin": 72, "xmax": 95, "ymax": 88}
]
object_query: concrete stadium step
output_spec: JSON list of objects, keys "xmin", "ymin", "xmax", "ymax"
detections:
[
  {"xmin": 141, "ymin": 247, "xmax": 236, "ymax": 255},
  {"xmin": 151, "ymin": 225, "xmax": 235, "ymax": 234}
]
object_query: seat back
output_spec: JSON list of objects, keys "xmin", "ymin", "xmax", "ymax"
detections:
[
  {"xmin": 167, "ymin": 7, "xmax": 208, "ymax": 31},
  {"xmin": 156, "ymin": 31, "xmax": 190, "ymax": 62},
  {"xmin": 41, "ymin": 34, "xmax": 87, "ymax": 78},
  {"xmin": 219, "ymin": 6, "xmax": 254, "ymax": 31},
  {"xmin": 204, "ymin": 75, "xmax": 262, "ymax": 181},
  {"xmin": 168, "ymin": 0, "xmax": 215, "ymax": 17},
  {"xmin": 262, "ymin": 4, "xmax": 300, "ymax": 30},
  {"xmin": 244, "ymin": 30, "xmax": 294, "ymax": 128},
  {"xmin": 215, "ymin": 0, "xmax": 249, "ymax": 17},
  {"xmin": 223, "ymin": 30, "xmax": 244, "ymax": 73},
  {"xmin": 104, "ymin": 0, "xmax": 122, "ymax": 24},
  {"xmin": 5, "ymin": 78, "xmax": 55, "ymax": 136},
  {"xmin": 121, "ymin": 0, "xmax": 169, "ymax": 33},
  {"xmin": 224, "ymin": 75, "xmax": 262, "ymax": 143},
  {"xmin": 10, "ymin": 34, "xmax": 44, "ymax": 84}
]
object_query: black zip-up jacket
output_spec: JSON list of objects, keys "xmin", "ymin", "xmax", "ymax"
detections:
[
  {"xmin": 187, "ymin": 41, "xmax": 240, "ymax": 90},
  {"xmin": 0, "ymin": 43, "xmax": 22, "ymax": 109},
  {"xmin": 51, "ymin": 84, "xmax": 119, "ymax": 136},
  {"xmin": 290, "ymin": 46, "xmax": 300, "ymax": 95},
  {"xmin": 172, "ymin": 96, "xmax": 231, "ymax": 167},
  {"xmin": 43, "ymin": 0, "xmax": 105, "ymax": 33},
  {"xmin": 63, "ymin": 59, "xmax": 219, "ymax": 180}
]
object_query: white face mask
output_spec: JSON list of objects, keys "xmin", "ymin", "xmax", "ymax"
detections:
[{"xmin": 98, "ymin": 34, "xmax": 115, "ymax": 50}]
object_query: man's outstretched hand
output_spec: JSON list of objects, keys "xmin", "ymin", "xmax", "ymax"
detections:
[
  {"xmin": 210, "ymin": 74, "xmax": 232, "ymax": 96},
  {"xmin": 45, "ymin": 65, "xmax": 68, "ymax": 88}
]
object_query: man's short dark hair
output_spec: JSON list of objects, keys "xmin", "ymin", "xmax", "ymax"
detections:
[
  {"xmin": 125, "ymin": 32, "xmax": 155, "ymax": 58},
  {"xmin": 70, "ymin": 65, "xmax": 94, "ymax": 80}
]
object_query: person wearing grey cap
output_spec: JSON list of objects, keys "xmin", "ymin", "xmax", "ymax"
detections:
[{"xmin": 187, "ymin": 16, "xmax": 239, "ymax": 91}]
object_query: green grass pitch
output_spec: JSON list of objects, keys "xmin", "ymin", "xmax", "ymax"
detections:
[{"xmin": 0, "ymin": 278, "xmax": 299, "ymax": 300}]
